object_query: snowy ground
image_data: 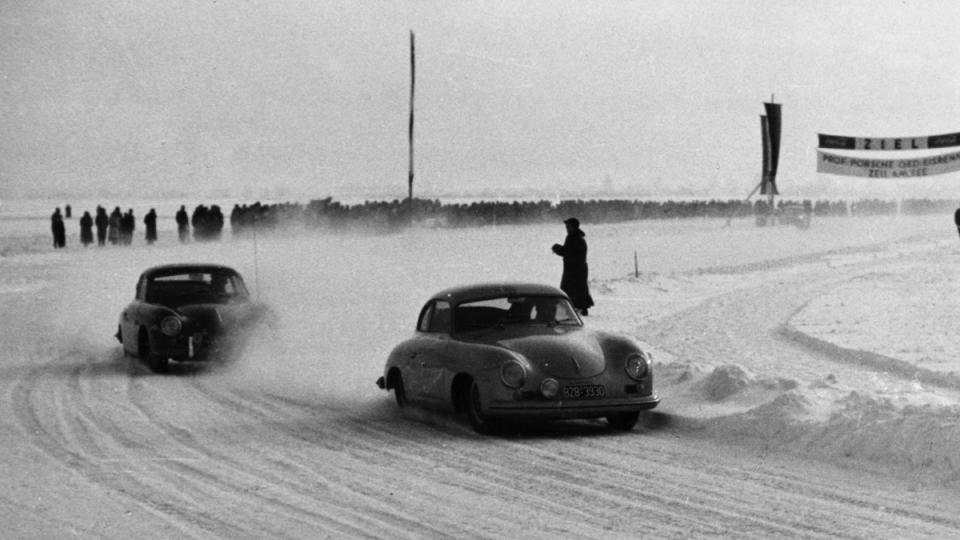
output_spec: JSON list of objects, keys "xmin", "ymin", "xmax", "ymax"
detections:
[{"xmin": 1, "ymin": 206, "xmax": 959, "ymax": 538}]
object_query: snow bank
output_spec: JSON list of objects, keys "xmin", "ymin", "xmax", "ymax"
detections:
[
  {"xmin": 791, "ymin": 247, "xmax": 960, "ymax": 376},
  {"xmin": 582, "ymin": 223, "xmax": 960, "ymax": 485}
]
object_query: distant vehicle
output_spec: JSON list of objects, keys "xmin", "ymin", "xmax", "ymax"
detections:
[
  {"xmin": 376, "ymin": 283, "xmax": 660, "ymax": 434},
  {"xmin": 777, "ymin": 203, "xmax": 812, "ymax": 229},
  {"xmin": 116, "ymin": 264, "xmax": 266, "ymax": 373},
  {"xmin": 755, "ymin": 202, "xmax": 811, "ymax": 229}
]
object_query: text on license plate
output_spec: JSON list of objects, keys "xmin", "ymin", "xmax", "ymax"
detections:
[{"xmin": 562, "ymin": 384, "xmax": 606, "ymax": 399}]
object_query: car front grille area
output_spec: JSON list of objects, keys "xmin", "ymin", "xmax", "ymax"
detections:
[{"xmin": 513, "ymin": 383, "xmax": 649, "ymax": 401}]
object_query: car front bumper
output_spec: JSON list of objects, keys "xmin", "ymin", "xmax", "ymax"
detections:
[
  {"xmin": 152, "ymin": 332, "xmax": 222, "ymax": 361},
  {"xmin": 485, "ymin": 394, "xmax": 660, "ymax": 420}
]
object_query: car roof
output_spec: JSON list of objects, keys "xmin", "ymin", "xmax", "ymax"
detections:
[
  {"xmin": 141, "ymin": 263, "xmax": 240, "ymax": 279},
  {"xmin": 430, "ymin": 282, "xmax": 568, "ymax": 304}
]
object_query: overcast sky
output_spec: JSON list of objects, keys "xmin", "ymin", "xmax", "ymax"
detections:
[{"xmin": 4, "ymin": 1, "xmax": 960, "ymax": 201}]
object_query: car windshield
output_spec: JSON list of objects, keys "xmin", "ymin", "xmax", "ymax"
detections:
[
  {"xmin": 146, "ymin": 271, "xmax": 249, "ymax": 307},
  {"xmin": 453, "ymin": 295, "xmax": 581, "ymax": 333}
]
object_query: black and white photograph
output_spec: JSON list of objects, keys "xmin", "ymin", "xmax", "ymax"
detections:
[{"xmin": 2, "ymin": 1, "xmax": 960, "ymax": 537}]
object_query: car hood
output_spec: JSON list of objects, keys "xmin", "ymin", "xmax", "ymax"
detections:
[
  {"xmin": 177, "ymin": 302, "xmax": 258, "ymax": 333},
  {"xmin": 495, "ymin": 330, "xmax": 606, "ymax": 378}
]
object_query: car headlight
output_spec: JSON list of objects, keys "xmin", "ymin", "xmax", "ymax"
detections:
[
  {"xmin": 624, "ymin": 351, "xmax": 650, "ymax": 380},
  {"xmin": 500, "ymin": 360, "xmax": 526, "ymax": 388},
  {"xmin": 160, "ymin": 316, "xmax": 183, "ymax": 337},
  {"xmin": 540, "ymin": 378, "xmax": 559, "ymax": 399}
]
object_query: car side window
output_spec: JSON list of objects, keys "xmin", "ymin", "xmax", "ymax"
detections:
[
  {"xmin": 418, "ymin": 301, "xmax": 451, "ymax": 334},
  {"xmin": 226, "ymin": 275, "xmax": 250, "ymax": 299},
  {"xmin": 429, "ymin": 301, "xmax": 451, "ymax": 333},
  {"xmin": 417, "ymin": 303, "xmax": 435, "ymax": 332},
  {"xmin": 224, "ymin": 276, "xmax": 239, "ymax": 296},
  {"xmin": 136, "ymin": 277, "xmax": 148, "ymax": 301}
]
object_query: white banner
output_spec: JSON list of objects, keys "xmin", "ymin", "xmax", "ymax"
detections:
[
  {"xmin": 819, "ymin": 132, "xmax": 960, "ymax": 150},
  {"xmin": 816, "ymin": 149, "xmax": 960, "ymax": 178}
]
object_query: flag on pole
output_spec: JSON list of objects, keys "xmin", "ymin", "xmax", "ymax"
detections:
[{"xmin": 760, "ymin": 102, "xmax": 781, "ymax": 195}]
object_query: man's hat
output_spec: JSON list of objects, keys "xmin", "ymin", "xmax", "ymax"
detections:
[{"xmin": 564, "ymin": 217, "xmax": 580, "ymax": 227}]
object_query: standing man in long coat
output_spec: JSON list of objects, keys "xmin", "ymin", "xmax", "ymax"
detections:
[
  {"xmin": 95, "ymin": 206, "xmax": 108, "ymax": 246},
  {"xmin": 50, "ymin": 207, "xmax": 66, "ymax": 248},
  {"xmin": 108, "ymin": 207, "xmax": 122, "ymax": 245},
  {"xmin": 79, "ymin": 211, "xmax": 94, "ymax": 246},
  {"xmin": 121, "ymin": 209, "xmax": 135, "ymax": 245},
  {"xmin": 551, "ymin": 217, "xmax": 594, "ymax": 315},
  {"xmin": 144, "ymin": 208, "xmax": 158, "ymax": 245},
  {"xmin": 954, "ymin": 207, "xmax": 960, "ymax": 241},
  {"xmin": 176, "ymin": 205, "xmax": 189, "ymax": 243}
]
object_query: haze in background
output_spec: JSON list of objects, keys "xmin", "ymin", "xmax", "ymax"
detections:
[{"xmin": 4, "ymin": 0, "xmax": 960, "ymax": 202}]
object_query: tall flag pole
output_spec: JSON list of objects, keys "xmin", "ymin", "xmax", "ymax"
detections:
[{"xmin": 408, "ymin": 31, "xmax": 415, "ymax": 205}]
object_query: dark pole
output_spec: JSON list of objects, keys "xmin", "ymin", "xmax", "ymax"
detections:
[{"xmin": 408, "ymin": 31, "xmax": 415, "ymax": 205}]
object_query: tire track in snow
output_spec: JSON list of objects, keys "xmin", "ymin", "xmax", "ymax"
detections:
[
  {"xmin": 209, "ymin": 369, "xmax": 960, "ymax": 538},
  {"xmin": 8, "ymin": 354, "xmax": 241, "ymax": 539},
  {"xmin": 194, "ymin": 388, "xmax": 875, "ymax": 538},
  {"xmin": 183, "ymin": 382, "xmax": 657, "ymax": 537},
  {"xmin": 123, "ymin": 373, "xmax": 451, "ymax": 539}
]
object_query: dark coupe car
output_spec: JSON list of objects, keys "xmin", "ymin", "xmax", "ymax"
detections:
[
  {"xmin": 376, "ymin": 283, "xmax": 659, "ymax": 433},
  {"xmin": 116, "ymin": 263, "xmax": 264, "ymax": 373}
]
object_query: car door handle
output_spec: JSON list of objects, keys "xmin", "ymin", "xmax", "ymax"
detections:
[{"xmin": 409, "ymin": 352, "xmax": 417, "ymax": 359}]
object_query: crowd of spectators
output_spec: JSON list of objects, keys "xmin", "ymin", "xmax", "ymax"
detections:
[
  {"xmin": 54, "ymin": 196, "xmax": 960, "ymax": 247},
  {"xmin": 190, "ymin": 204, "xmax": 226, "ymax": 241},
  {"xmin": 226, "ymin": 196, "xmax": 958, "ymax": 233}
]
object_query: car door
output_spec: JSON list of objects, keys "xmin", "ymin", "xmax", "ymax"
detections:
[{"xmin": 408, "ymin": 300, "xmax": 454, "ymax": 406}]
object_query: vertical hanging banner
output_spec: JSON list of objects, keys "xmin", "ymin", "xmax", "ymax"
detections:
[
  {"xmin": 761, "ymin": 116, "xmax": 771, "ymax": 191},
  {"xmin": 760, "ymin": 102, "xmax": 781, "ymax": 195},
  {"xmin": 817, "ymin": 149, "xmax": 960, "ymax": 178}
]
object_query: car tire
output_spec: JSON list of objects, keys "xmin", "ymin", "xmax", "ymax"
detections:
[
  {"xmin": 148, "ymin": 353, "xmax": 170, "ymax": 374},
  {"xmin": 139, "ymin": 329, "xmax": 169, "ymax": 374},
  {"xmin": 118, "ymin": 326, "xmax": 131, "ymax": 357},
  {"xmin": 393, "ymin": 372, "xmax": 407, "ymax": 408},
  {"xmin": 466, "ymin": 380, "xmax": 496, "ymax": 435},
  {"xmin": 606, "ymin": 411, "xmax": 640, "ymax": 431}
]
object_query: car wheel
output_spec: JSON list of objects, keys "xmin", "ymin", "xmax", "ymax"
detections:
[
  {"xmin": 466, "ymin": 380, "xmax": 496, "ymax": 435},
  {"xmin": 118, "ymin": 326, "xmax": 131, "ymax": 357},
  {"xmin": 393, "ymin": 372, "xmax": 407, "ymax": 408},
  {"xmin": 139, "ymin": 329, "xmax": 169, "ymax": 374},
  {"xmin": 148, "ymin": 353, "xmax": 170, "ymax": 374},
  {"xmin": 606, "ymin": 411, "xmax": 640, "ymax": 431}
]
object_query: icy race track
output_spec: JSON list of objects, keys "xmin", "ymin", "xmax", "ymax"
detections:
[{"xmin": 1, "ymin": 214, "xmax": 959, "ymax": 538}]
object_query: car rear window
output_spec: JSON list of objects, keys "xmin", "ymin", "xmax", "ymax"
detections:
[{"xmin": 147, "ymin": 271, "xmax": 247, "ymax": 306}]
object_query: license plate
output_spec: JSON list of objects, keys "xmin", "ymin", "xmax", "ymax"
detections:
[{"xmin": 562, "ymin": 384, "xmax": 606, "ymax": 400}]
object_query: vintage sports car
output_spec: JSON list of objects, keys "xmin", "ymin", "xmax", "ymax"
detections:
[
  {"xmin": 116, "ymin": 263, "xmax": 264, "ymax": 373},
  {"xmin": 376, "ymin": 283, "xmax": 659, "ymax": 433}
]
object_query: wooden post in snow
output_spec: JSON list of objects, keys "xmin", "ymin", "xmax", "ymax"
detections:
[{"xmin": 408, "ymin": 31, "xmax": 415, "ymax": 208}]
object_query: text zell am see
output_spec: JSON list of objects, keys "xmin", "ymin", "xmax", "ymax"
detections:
[{"xmin": 816, "ymin": 149, "xmax": 960, "ymax": 178}]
